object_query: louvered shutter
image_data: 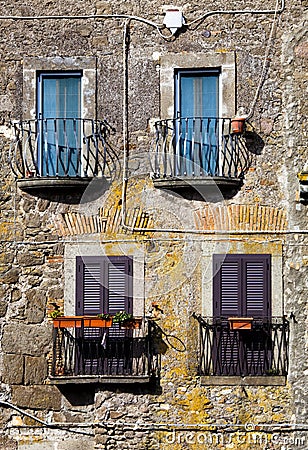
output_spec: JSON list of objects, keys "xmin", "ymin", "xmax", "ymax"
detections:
[
  {"xmin": 106, "ymin": 256, "xmax": 133, "ymax": 315},
  {"xmin": 244, "ymin": 255, "xmax": 271, "ymax": 318},
  {"xmin": 213, "ymin": 254, "xmax": 271, "ymax": 317},
  {"xmin": 213, "ymin": 255, "xmax": 242, "ymax": 317},
  {"xmin": 76, "ymin": 256, "xmax": 133, "ymax": 316},
  {"xmin": 76, "ymin": 257, "xmax": 104, "ymax": 315},
  {"xmin": 75, "ymin": 256, "xmax": 133, "ymax": 375},
  {"xmin": 212, "ymin": 254, "xmax": 271, "ymax": 376}
]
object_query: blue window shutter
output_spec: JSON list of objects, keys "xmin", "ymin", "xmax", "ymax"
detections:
[
  {"xmin": 177, "ymin": 70, "xmax": 219, "ymax": 119},
  {"xmin": 41, "ymin": 75, "xmax": 81, "ymax": 119},
  {"xmin": 38, "ymin": 72, "xmax": 81, "ymax": 176},
  {"xmin": 175, "ymin": 70, "xmax": 220, "ymax": 176}
]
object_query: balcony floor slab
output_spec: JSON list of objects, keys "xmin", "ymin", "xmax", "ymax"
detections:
[
  {"xmin": 17, "ymin": 176, "xmax": 94, "ymax": 192},
  {"xmin": 48, "ymin": 375, "xmax": 152, "ymax": 385},
  {"xmin": 200, "ymin": 376, "xmax": 286, "ymax": 386}
]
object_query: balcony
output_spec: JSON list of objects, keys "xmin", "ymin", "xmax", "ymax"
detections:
[
  {"xmin": 9, "ymin": 118, "xmax": 117, "ymax": 193},
  {"xmin": 150, "ymin": 117, "xmax": 250, "ymax": 195},
  {"xmin": 49, "ymin": 317, "xmax": 159, "ymax": 384},
  {"xmin": 194, "ymin": 315, "xmax": 289, "ymax": 385}
]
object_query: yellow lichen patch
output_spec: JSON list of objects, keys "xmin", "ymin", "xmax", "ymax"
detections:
[
  {"xmin": 0, "ymin": 221, "xmax": 15, "ymax": 240},
  {"xmin": 177, "ymin": 387, "xmax": 212, "ymax": 423}
]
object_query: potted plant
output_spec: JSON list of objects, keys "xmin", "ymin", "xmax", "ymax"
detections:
[
  {"xmin": 228, "ymin": 317, "xmax": 253, "ymax": 330},
  {"xmin": 113, "ymin": 311, "xmax": 142, "ymax": 329}
]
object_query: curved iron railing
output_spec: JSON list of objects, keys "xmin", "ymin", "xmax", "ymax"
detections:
[
  {"xmin": 194, "ymin": 315, "xmax": 289, "ymax": 377},
  {"xmin": 9, "ymin": 118, "xmax": 118, "ymax": 179},
  {"xmin": 50, "ymin": 319, "xmax": 159, "ymax": 378},
  {"xmin": 151, "ymin": 117, "xmax": 250, "ymax": 179}
]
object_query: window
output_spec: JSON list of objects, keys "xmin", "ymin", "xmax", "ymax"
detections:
[
  {"xmin": 212, "ymin": 254, "xmax": 272, "ymax": 376},
  {"xmin": 154, "ymin": 52, "xmax": 236, "ymax": 182},
  {"xmin": 213, "ymin": 254, "xmax": 271, "ymax": 318},
  {"xmin": 75, "ymin": 256, "xmax": 133, "ymax": 375},
  {"xmin": 37, "ymin": 72, "xmax": 82, "ymax": 176},
  {"xmin": 76, "ymin": 256, "xmax": 133, "ymax": 317},
  {"xmin": 175, "ymin": 69, "xmax": 220, "ymax": 175}
]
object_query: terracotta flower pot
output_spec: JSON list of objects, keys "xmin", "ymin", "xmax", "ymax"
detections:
[
  {"xmin": 231, "ymin": 117, "xmax": 246, "ymax": 134},
  {"xmin": 228, "ymin": 317, "xmax": 253, "ymax": 330}
]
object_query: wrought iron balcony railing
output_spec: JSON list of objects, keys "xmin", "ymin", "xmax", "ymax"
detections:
[
  {"xmin": 9, "ymin": 118, "xmax": 117, "ymax": 180},
  {"xmin": 151, "ymin": 117, "xmax": 250, "ymax": 184},
  {"xmin": 50, "ymin": 317, "xmax": 159, "ymax": 382},
  {"xmin": 194, "ymin": 315, "xmax": 289, "ymax": 377}
]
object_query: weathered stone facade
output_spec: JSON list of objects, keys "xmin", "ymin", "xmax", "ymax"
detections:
[{"xmin": 0, "ymin": 1, "xmax": 307, "ymax": 449}]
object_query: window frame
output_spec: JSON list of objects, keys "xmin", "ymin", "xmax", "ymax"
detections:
[
  {"xmin": 23, "ymin": 56, "xmax": 97, "ymax": 122},
  {"xmin": 159, "ymin": 52, "xmax": 235, "ymax": 120},
  {"xmin": 64, "ymin": 242, "xmax": 144, "ymax": 319}
]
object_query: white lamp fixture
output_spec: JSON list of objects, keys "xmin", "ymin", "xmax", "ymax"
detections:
[{"xmin": 163, "ymin": 8, "xmax": 185, "ymax": 35}]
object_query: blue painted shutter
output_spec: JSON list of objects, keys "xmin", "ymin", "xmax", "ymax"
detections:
[
  {"xmin": 38, "ymin": 73, "xmax": 81, "ymax": 176},
  {"xmin": 175, "ymin": 70, "xmax": 219, "ymax": 175}
]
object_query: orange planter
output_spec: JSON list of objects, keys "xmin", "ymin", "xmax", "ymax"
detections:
[
  {"xmin": 53, "ymin": 316, "xmax": 83, "ymax": 328},
  {"xmin": 231, "ymin": 117, "xmax": 246, "ymax": 134},
  {"xmin": 119, "ymin": 318, "xmax": 143, "ymax": 329},
  {"xmin": 228, "ymin": 317, "xmax": 253, "ymax": 330},
  {"xmin": 53, "ymin": 316, "xmax": 113, "ymax": 328},
  {"xmin": 83, "ymin": 317, "xmax": 113, "ymax": 328}
]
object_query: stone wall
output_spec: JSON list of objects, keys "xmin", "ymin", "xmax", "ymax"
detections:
[{"xmin": 0, "ymin": 1, "xmax": 307, "ymax": 449}]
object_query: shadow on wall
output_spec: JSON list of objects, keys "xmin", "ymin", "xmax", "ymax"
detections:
[
  {"xmin": 58, "ymin": 379, "xmax": 163, "ymax": 406},
  {"xmin": 245, "ymin": 130, "xmax": 265, "ymax": 156}
]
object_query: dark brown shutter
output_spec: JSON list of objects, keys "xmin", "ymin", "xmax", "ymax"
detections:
[
  {"xmin": 213, "ymin": 254, "xmax": 271, "ymax": 318},
  {"xmin": 213, "ymin": 254, "xmax": 271, "ymax": 375},
  {"xmin": 213, "ymin": 255, "xmax": 241, "ymax": 317},
  {"xmin": 76, "ymin": 256, "xmax": 133, "ymax": 316},
  {"xmin": 244, "ymin": 255, "xmax": 271, "ymax": 318},
  {"xmin": 106, "ymin": 256, "xmax": 133, "ymax": 315},
  {"xmin": 76, "ymin": 257, "xmax": 104, "ymax": 315}
]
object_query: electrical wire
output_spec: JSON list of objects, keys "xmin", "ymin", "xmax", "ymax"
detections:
[
  {"xmin": 2, "ymin": 398, "xmax": 306, "ymax": 433},
  {"xmin": 246, "ymin": 0, "xmax": 281, "ymax": 119},
  {"xmin": 0, "ymin": 13, "xmax": 173, "ymax": 40},
  {"xmin": 186, "ymin": 0, "xmax": 285, "ymax": 27},
  {"xmin": 0, "ymin": 400, "xmax": 94, "ymax": 436}
]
